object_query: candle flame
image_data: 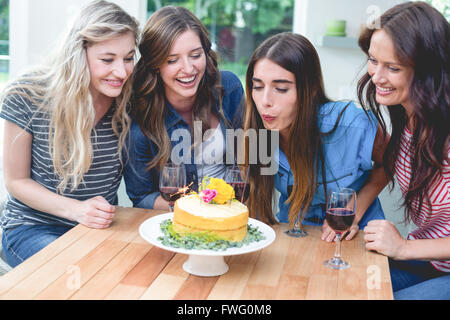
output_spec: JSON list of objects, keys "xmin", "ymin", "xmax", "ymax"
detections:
[{"xmin": 173, "ymin": 182, "xmax": 194, "ymax": 197}]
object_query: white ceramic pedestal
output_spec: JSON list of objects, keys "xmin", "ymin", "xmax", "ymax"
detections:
[
  {"xmin": 183, "ymin": 254, "xmax": 229, "ymax": 277},
  {"xmin": 139, "ymin": 213, "xmax": 276, "ymax": 277}
]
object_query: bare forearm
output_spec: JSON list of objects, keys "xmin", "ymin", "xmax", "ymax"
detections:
[
  {"xmin": 6, "ymin": 178, "xmax": 79, "ymax": 221},
  {"xmin": 398, "ymin": 236, "xmax": 450, "ymax": 261},
  {"xmin": 355, "ymin": 166, "xmax": 389, "ymax": 223}
]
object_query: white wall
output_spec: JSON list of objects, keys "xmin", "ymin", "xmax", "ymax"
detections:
[
  {"xmin": 9, "ymin": 0, "xmax": 147, "ymax": 79},
  {"xmin": 293, "ymin": 0, "xmax": 405, "ymax": 101}
]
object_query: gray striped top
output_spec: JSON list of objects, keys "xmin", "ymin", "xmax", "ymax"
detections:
[{"xmin": 0, "ymin": 92, "xmax": 123, "ymax": 231}]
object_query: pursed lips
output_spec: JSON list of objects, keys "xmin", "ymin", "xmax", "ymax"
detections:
[{"xmin": 261, "ymin": 114, "xmax": 276, "ymax": 122}]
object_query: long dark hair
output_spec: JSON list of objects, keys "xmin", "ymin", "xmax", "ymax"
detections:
[
  {"xmin": 357, "ymin": 2, "xmax": 450, "ymax": 221},
  {"xmin": 132, "ymin": 6, "xmax": 223, "ymax": 171},
  {"xmin": 244, "ymin": 32, "xmax": 331, "ymax": 225}
]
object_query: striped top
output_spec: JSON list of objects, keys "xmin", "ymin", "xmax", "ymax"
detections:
[
  {"xmin": 0, "ymin": 92, "xmax": 123, "ymax": 231},
  {"xmin": 395, "ymin": 127, "xmax": 450, "ymax": 272}
]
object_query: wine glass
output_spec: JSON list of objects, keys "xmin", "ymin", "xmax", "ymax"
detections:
[
  {"xmin": 323, "ymin": 188, "xmax": 356, "ymax": 270},
  {"xmin": 159, "ymin": 163, "xmax": 186, "ymax": 212},
  {"xmin": 224, "ymin": 165, "xmax": 250, "ymax": 203},
  {"xmin": 285, "ymin": 173, "xmax": 308, "ymax": 238}
]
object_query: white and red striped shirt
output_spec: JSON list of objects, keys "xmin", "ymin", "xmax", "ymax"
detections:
[{"xmin": 394, "ymin": 127, "xmax": 450, "ymax": 272}]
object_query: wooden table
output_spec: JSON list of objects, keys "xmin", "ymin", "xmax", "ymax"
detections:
[{"xmin": 0, "ymin": 207, "xmax": 393, "ymax": 300}]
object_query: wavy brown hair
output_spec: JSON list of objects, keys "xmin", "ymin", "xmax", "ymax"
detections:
[
  {"xmin": 132, "ymin": 6, "xmax": 225, "ymax": 171},
  {"xmin": 357, "ymin": 2, "xmax": 450, "ymax": 221},
  {"xmin": 244, "ymin": 33, "xmax": 331, "ymax": 226}
]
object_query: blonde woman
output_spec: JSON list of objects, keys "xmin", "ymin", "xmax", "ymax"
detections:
[{"xmin": 0, "ymin": 0, "xmax": 139, "ymax": 267}]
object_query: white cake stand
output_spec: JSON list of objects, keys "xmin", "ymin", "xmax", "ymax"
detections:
[{"xmin": 139, "ymin": 213, "xmax": 276, "ymax": 277}]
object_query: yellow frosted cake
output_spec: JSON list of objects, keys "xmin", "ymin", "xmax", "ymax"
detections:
[
  {"xmin": 172, "ymin": 178, "xmax": 249, "ymax": 242},
  {"xmin": 173, "ymin": 195, "xmax": 249, "ymax": 242}
]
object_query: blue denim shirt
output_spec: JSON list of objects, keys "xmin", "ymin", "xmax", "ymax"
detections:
[
  {"xmin": 275, "ymin": 101, "xmax": 385, "ymax": 228},
  {"xmin": 124, "ymin": 71, "xmax": 244, "ymax": 209}
]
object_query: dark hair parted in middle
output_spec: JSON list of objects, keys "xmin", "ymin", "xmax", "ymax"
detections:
[{"xmin": 244, "ymin": 32, "xmax": 331, "ymax": 225}]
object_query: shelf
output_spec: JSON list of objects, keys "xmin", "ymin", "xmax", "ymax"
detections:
[{"xmin": 317, "ymin": 35, "xmax": 359, "ymax": 49}]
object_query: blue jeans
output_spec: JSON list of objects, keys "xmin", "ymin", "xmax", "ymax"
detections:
[
  {"xmin": 389, "ymin": 259, "xmax": 450, "ymax": 300},
  {"xmin": 2, "ymin": 224, "xmax": 72, "ymax": 268}
]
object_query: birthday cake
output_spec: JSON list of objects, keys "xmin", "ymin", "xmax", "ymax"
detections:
[{"xmin": 172, "ymin": 178, "xmax": 249, "ymax": 242}]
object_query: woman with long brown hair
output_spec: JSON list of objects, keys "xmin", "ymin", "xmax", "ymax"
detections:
[
  {"xmin": 244, "ymin": 32, "xmax": 387, "ymax": 242},
  {"xmin": 124, "ymin": 6, "xmax": 244, "ymax": 210},
  {"xmin": 359, "ymin": 2, "xmax": 450, "ymax": 299}
]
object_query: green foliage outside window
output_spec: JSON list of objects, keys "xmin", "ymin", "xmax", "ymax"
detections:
[
  {"xmin": 147, "ymin": 0, "xmax": 294, "ymax": 82},
  {"xmin": 0, "ymin": 0, "xmax": 447, "ymax": 84},
  {"xmin": 424, "ymin": 0, "xmax": 449, "ymax": 21},
  {"xmin": 0, "ymin": 0, "xmax": 9, "ymax": 55}
]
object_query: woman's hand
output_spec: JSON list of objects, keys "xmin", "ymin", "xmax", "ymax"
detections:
[
  {"xmin": 322, "ymin": 220, "xmax": 359, "ymax": 242},
  {"xmin": 72, "ymin": 196, "xmax": 116, "ymax": 229},
  {"xmin": 343, "ymin": 223, "xmax": 359, "ymax": 241},
  {"xmin": 153, "ymin": 195, "xmax": 171, "ymax": 211},
  {"xmin": 364, "ymin": 219, "xmax": 407, "ymax": 259},
  {"xmin": 321, "ymin": 220, "xmax": 336, "ymax": 242}
]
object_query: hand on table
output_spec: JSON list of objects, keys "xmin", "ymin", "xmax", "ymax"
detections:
[
  {"xmin": 363, "ymin": 219, "xmax": 407, "ymax": 259},
  {"xmin": 321, "ymin": 220, "xmax": 359, "ymax": 242},
  {"xmin": 73, "ymin": 196, "xmax": 115, "ymax": 229},
  {"xmin": 154, "ymin": 195, "xmax": 171, "ymax": 211}
]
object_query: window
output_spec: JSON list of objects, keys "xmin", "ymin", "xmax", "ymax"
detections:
[
  {"xmin": 424, "ymin": 0, "xmax": 449, "ymax": 21},
  {"xmin": 0, "ymin": 0, "xmax": 8, "ymax": 88},
  {"xmin": 0, "ymin": 1, "xmax": 8, "ymax": 204}
]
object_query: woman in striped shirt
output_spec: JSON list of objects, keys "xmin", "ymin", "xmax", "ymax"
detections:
[
  {"xmin": 0, "ymin": 1, "xmax": 139, "ymax": 267},
  {"xmin": 358, "ymin": 2, "xmax": 449, "ymax": 299}
]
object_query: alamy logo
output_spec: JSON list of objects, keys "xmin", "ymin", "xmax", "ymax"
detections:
[
  {"xmin": 66, "ymin": 265, "xmax": 81, "ymax": 291},
  {"xmin": 366, "ymin": 5, "xmax": 381, "ymax": 30},
  {"xmin": 366, "ymin": 265, "xmax": 381, "ymax": 290},
  {"xmin": 170, "ymin": 121, "xmax": 279, "ymax": 175}
]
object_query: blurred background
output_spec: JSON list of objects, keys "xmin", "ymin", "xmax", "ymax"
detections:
[{"xmin": 0, "ymin": 0, "xmax": 448, "ymax": 235}]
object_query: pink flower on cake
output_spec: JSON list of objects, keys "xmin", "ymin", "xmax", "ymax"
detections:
[{"xmin": 199, "ymin": 189, "xmax": 218, "ymax": 204}]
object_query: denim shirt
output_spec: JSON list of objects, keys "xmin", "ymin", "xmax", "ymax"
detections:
[
  {"xmin": 123, "ymin": 71, "xmax": 244, "ymax": 209},
  {"xmin": 275, "ymin": 101, "xmax": 385, "ymax": 228}
]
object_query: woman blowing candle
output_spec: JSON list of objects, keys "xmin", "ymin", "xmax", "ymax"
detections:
[{"xmin": 243, "ymin": 32, "xmax": 387, "ymax": 242}]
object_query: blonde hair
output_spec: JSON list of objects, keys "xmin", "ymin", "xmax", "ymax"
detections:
[{"xmin": 1, "ymin": 0, "xmax": 139, "ymax": 192}]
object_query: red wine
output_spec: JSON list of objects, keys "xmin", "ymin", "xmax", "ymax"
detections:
[
  {"xmin": 160, "ymin": 187, "xmax": 182, "ymax": 202},
  {"xmin": 231, "ymin": 182, "xmax": 250, "ymax": 202},
  {"xmin": 325, "ymin": 208, "xmax": 355, "ymax": 234}
]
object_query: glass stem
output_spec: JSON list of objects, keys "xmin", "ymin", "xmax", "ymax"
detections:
[
  {"xmin": 334, "ymin": 233, "xmax": 342, "ymax": 259},
  {"xmin": 293, "ymin": 214, "xmax": 301, "ymax": 230}
]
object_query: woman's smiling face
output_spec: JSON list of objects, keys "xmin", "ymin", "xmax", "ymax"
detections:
[
  {"xmin": 86, "ymin": 32, "xmax": 135, "ymax": 104},
  {"xmin": 367, "ymin": 29, "xmax": 414, "ymax": 114},
  {"xmin": 159, "ymin": 29, "xmax": 207, "ymax": 110}
]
